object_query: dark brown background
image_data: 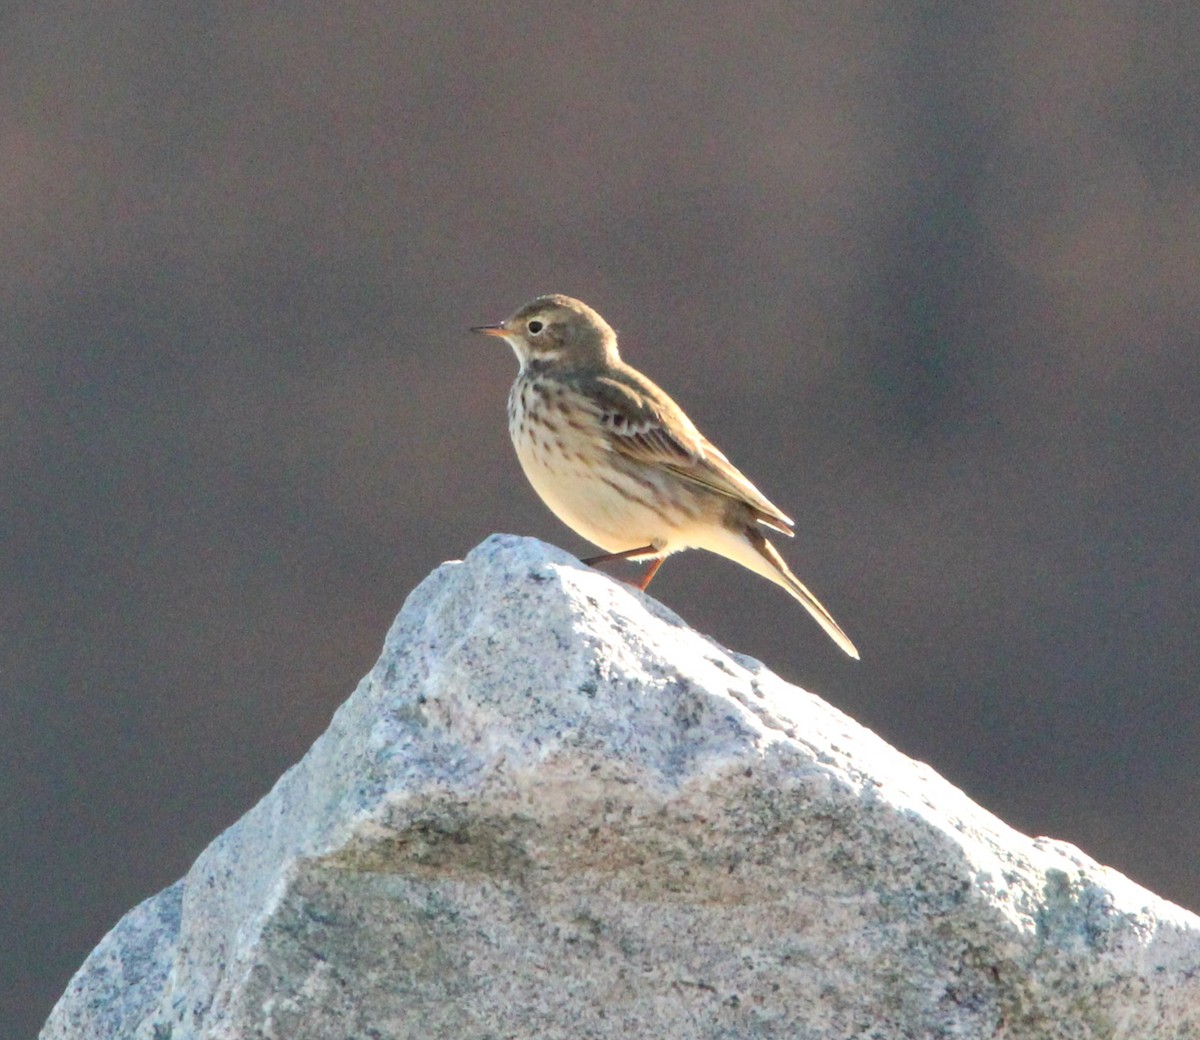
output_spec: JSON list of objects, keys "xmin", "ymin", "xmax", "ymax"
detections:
[{"xmin": 6, "ymin": 4, "xmax": 1199, "ymax": 1035}]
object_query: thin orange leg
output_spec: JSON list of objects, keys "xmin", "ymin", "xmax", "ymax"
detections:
[
  {"xmin": 581, "ymin": 544, "xmax": 658, "ymax": 566},
  {"xmin": 581, "ymin": 545, "xmax": 665, "ymax": 591},
  {"xmin": 634, "ymin": 557, "xmax": 665, "ymax": 590}
]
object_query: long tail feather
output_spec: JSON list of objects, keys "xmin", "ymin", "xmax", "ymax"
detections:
[
  {"xmin": 702, "ymin": 525, "xmax": 860, "ymax": 659},
  {"xmin": 754, "ymin": 533, "xmax": 859, "ymax": 659}
]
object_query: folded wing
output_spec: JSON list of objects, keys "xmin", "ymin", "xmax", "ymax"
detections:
[{"xmin": 590, "ymin": 373, "xmax": 795, "ymax": 537}]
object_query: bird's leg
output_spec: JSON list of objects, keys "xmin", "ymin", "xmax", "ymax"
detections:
[
  {"xmin": 633, "ymin": 557, "xmax": 665, "ymax": 590},
  {"xmin": 581, "ymin": 544, "xmax": 666, "ymax": 590},
  {"xmin": 581, "ymin": 544, "xmax": 658, "ymax": 566}
]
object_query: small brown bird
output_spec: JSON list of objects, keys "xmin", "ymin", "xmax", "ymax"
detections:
[{"xmin": 473, "ymin": 294, "xmax": 858, "ymax": 658}]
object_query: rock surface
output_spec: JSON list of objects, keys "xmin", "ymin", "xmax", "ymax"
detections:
[{"xmin": 41, "ymin": 535, "xmax": 1200, "ymax": 1039}]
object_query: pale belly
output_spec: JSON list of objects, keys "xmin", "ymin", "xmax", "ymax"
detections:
[{"xmin": 513, "ymin": 423, "xmax": 715, "ymax": 557}]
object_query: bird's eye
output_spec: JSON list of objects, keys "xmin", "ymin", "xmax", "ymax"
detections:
[{"xmin": 527, "ymin": 320, "xmax": 544, "ymax": 335}]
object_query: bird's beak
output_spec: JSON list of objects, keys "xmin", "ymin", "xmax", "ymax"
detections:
[{"xmin": 470, "ymin": 323, "xmax": 509, "ymax": 338}]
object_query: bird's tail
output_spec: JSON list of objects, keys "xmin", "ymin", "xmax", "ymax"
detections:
[{"xmin": 704, "ymin": 524, "xmax": 860, "ymax": 659}]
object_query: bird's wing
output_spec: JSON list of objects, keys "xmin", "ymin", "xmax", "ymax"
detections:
[{"xmin": 590, "ymin": 373, "xmax": 795, "ymax": 536}]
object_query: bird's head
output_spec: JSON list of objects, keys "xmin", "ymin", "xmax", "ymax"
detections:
[{"xmin": 472, "ymin": 294, "xmax": 620, "ymax": 372}]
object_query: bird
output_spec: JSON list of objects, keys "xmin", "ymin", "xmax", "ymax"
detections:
[{"xmin": 472, "ymin": 294, "xmax": 859, "ymax": 659}]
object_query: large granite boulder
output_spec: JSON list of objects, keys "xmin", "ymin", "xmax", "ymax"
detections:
[{"xmin": 41, "ymin": 535, "xmax": 1200, "ymax": 1039}]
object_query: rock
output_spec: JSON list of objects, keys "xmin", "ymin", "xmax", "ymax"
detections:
[{"xmin": 40, "ymin": 535, "xmax": 1200, "ymax": 1039}]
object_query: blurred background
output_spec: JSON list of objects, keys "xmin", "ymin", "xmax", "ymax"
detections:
[{"xmin": 5, "ymin": 3, "xmax": 1199, "ymax": 1035}]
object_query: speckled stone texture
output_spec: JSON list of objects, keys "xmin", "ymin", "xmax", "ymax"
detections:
[{"xmin": 41, "ymin": 535, "xmax": 1200, "ymax": 1039}]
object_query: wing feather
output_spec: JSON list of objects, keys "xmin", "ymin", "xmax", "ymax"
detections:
[{"xmin": 590, "ymin": 373, "xmax": 795, "ymax": 536}]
